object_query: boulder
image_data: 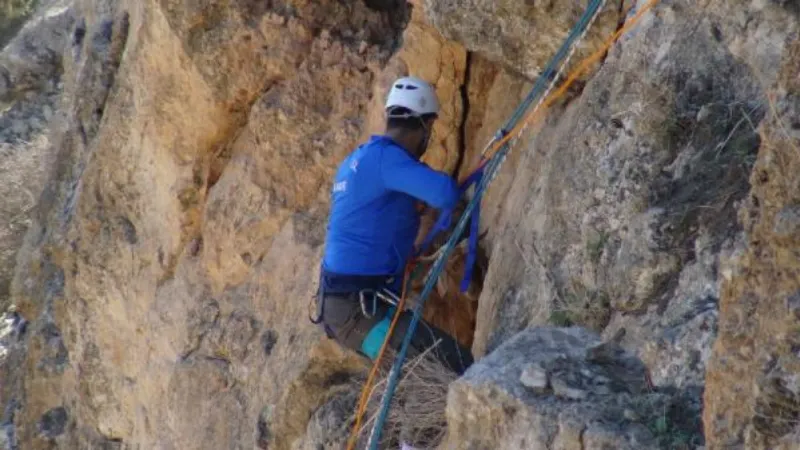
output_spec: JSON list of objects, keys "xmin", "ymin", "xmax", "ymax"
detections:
[{"xmin": 442, "ymin": 327, "xmax": 702, "ymax": 449}]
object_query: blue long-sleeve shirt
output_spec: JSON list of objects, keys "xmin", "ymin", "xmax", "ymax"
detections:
[{"xmin": 321, "ymin": 135, "xmax": 459, "ymax": 285}]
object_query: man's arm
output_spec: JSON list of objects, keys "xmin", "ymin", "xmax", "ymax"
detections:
[{"xmin": 380, "ymin": 146, "xmax": 459, "ymax": 210}]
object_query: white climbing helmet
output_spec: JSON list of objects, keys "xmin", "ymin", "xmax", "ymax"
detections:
[{"xmin": 385, "ymin": 76, "xmax": 440, "ymax": 117}]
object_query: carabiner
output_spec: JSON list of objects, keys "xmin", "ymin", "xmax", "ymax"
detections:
[{"xmin": 359, "ymin": 289, "xmax": 378, "ymax": 318}]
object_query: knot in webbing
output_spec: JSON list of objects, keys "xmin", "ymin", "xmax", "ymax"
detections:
[{"xmin": 415, "ymin": 166, "xmax": 485, "ymax": 293}]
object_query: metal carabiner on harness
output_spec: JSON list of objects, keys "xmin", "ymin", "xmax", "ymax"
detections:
[
  {"xmin": 376, "ymin": 288, "xmax": 400, "ymax": 307},
  {"xmin": 309, "ymin": 285, "xmax": 325, "ymax": 324},
  {"xmin": 359, "ymin": 289, "xmax": 378, "ymax": 318}
]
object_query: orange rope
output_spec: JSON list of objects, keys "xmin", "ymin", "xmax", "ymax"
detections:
[
  {"xmin": 346, "ymin": 262, "xmax": 413, "ymax": 450},
  {"xmin": 459, "ymin": 0, "xmax": 660, "ymax": 185},
  {"xmin": 346, "ymin": 2, "xmax": 660, "ymax": 447}
]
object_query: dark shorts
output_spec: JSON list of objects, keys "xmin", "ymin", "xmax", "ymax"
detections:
[{"xmin": 317, "ymin": 293, "xmax": 473, "ymax": 375}]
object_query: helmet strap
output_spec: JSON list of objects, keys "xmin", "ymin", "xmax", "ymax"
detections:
[
  {"xmin": 386, "ymin": 107, "xmax": 433, "ymax": 158},
  {"xmin": 416, "ymin": 123, "xmax": 432, "ymax": 159}
]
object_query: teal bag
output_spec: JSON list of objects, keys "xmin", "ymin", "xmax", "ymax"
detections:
[{"xmin": 361, "ymin": 307, "xmax": 396, "ymax": 360}]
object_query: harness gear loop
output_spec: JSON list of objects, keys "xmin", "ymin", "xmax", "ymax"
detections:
[
  {"xmin": 376, "ymin": 288, "xmax": 401, "ymax": 307},
  {"xmin": 359, "ymin": 287, "xmax": 401, "ymax": 319}
]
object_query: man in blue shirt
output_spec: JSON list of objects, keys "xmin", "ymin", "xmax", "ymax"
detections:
[{"xmin": 312, "ymin": 76, "xmax": 474, "ymax": 374}]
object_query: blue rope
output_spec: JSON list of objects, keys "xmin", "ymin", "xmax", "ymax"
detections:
[
  {"xmin": 367, "ymin": 146, "xmax": 503, "ymax": 450},
  {"xmin": 414, "ymin": 167, "xmax": 486, "ymax": 293},
  {"xmin": 414, "ymin": 169, "xmax": 483, "ymax": 259},
  {"xmin": 366, "ymin": 1, "xmax": 606, "ymax": 447},
  {"xmin": 460, "ymin": 168, "xmax": 483, "ymax": 293}
]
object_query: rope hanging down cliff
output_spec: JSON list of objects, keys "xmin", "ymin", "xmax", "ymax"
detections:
[{"xmin": 347, "ymin": 0, "xmax": 661, "ymax": 448}]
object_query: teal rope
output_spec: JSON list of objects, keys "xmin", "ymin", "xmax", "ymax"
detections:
[
  {"xmin": 498, "ymin": 0, "xmax": 605, "ymax": 139},
  {"xmin": 365, "ymin": 1, "xmax": 606, "ymax": 447}
]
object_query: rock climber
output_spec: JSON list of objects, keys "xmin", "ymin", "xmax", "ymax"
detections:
[{"xmin": 311, "ymin": 76, "xmax": 474, "ymax": 375}]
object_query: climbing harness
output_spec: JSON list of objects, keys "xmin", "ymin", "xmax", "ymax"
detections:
[
  {"xmin": 309, "ymin": 273, "xmax": 398, "ymax": 324},
  {"xmin": 346, "ymin": 0, "xmax": 662, "ymax": 447}
]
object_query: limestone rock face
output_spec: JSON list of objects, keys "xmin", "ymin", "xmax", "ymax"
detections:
[
  {"xmin": 454, "ymin": 0, "xmax": 799, "ymax": 447},
  {"xmin": 3, "ymin": 0, "xmax": 411, "ymax": 448},
  {"xmin": 703, "ymin": 11, "xmax": 800, "ymax": 450},
  {"xmin": 363, "ymin": 5, "xmax": 467, "ymax": 177},
  {"xmin": 423, "ymin": 0, "xmax": 629, "ymax": 81},
  {"xmin": 473, "ymin": 0, "xmax": 791, "ymax": 397},
  {"xmin": 0, "ymin": 0, "xmax": 74, "ymax": 307},
  {"xmin": 441, "ymin": 327, "xmax": 702, "ymax": 450},
  {"xmin": 3, "ymin": 0, "xmax": 800, "ymax": 447},
  {"xmin": 0, "ymin": 309, "xmax": 28, "ymax": 448},
  {"xmin": 0, "ymin": 9, "xmax": 72, "ymax": 441},
  {"xmin": 2, "ymin": 0, "xmax": 510, "ymax": 447}
]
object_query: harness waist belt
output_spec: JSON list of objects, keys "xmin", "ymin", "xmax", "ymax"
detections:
[
  {"xmin": 319, "ymin": 269, "xmax": 399, "ymax": 296},
  {"xmin": 311, "ymin": 268, "xmax": 401, "ymax": 325}
]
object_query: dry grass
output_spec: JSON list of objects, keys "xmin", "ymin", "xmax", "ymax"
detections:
[
  {"xmin": 0, "ymin": 0, "xmax": 38, "ymax": 47},
  {"xmin": 513, "ymin": 238, "xmax": 562, "ymax": 324},
  {"xmin": 752, "ymin": 377, "xmax": 800, "ymax": 440},
  {"xmin": 623, "ymin": 390, "xmax": 704, "ymax": 449},
  {"xmin": 513, "ymin": 235, "xmax": 612, "ymax": 332},
  {"xmin": 549, "ymin": 278, "xmax": 611, "ymax": 332},
  {"xmin": 0, "ymin": 0, "xmax": 37, "ymax": 18},
  {"xmin": 760, "ymin": 91, "xmax": 800, "ymax": 195},
  {"xmin": 349, "ymin": 344, "xmax": 457, "ymax": 449},
  {"xmin": 746, "ymin": 95, "xmax": 800, "ymax": 441}
]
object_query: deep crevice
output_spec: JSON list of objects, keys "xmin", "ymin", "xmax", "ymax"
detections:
[
  {"xmin": 453, "ymin": 51, "xmax": 473, "ymax": 178},
  {"xmin": 414, "ymin": 206, "xmax": 489, "ymax": 351},
  {"xmin": 605, "ymin": 0, "xmax": 634, "ymax": 67}
]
